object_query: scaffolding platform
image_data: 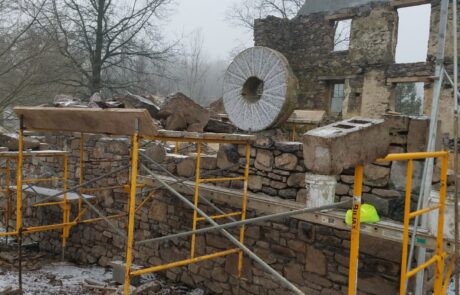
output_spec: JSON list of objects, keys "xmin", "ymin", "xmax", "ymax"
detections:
[{"xmin": 11, "ymin": 185, "xmax": 95, "ymax": 202}]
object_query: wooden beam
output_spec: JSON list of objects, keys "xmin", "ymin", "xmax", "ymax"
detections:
[
  {"xmin": 391, "ymin": 0, "xmax": 431, "ymax": 8},
  {"xmin": 325, "ymin": 10, "xmax": 355, "ymax": 21},
  {"xmin": 386, "ymin": 76, "xmax": 434, "ymax": 84},
  {"xmin": 318, "ymin": 75, "xmax": 357, "ymax": 81},
  {"xmin": 14, "ymin": 107, "xmax": 159, "ymax": 136}
]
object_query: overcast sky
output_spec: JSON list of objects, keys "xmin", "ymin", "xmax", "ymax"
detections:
[
  {"xmin": 167, "ymin": 0, "xmax": 253, "ymax": 60},
  {"xmin": 166, "ymin": 1, "xmax": 431, "ymax": 62}
]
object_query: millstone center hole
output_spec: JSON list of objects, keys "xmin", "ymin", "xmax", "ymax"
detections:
[{"xmin": 241, "ymin": 76, "xmax": 264, "ymax": 103}]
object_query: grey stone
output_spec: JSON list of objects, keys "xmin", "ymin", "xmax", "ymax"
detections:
[
  {"xmin": 255, "ymin": 149, "xmax": 274, "ymax": 171},
  {"xmin": 274, "ymin": 141, "xmax": 302, "ymax": 153},
  {"xmin": 287, "ymin": 173, "xmax": 306, "ymax": 187},
  {"xmin": 363, "ymin": 193, "xmax": 389, "ymax": 215},
  {"xmin": 0, "ymin": 126, "xmax": 40, "ymax": 150},
  {"xmin": 389, "ymin": 160, "xmax": 423, "ymax": 193},
  {"xmin": 158, "ymin": 92, "xmax": 210, "ymax": 131},
  {"xmin": 372, "ymin": 188, "xmax": 401, "ymax": 199},
  {"xmin": 363, "ymin": 164, "xmax": 390, "ymax": 187},
  {"xmin": 275, "ymin": 153, "xmax": 298, "ymax": 170},
  {"xmin": 177, "ymin": 157, "xmax": 196, "ymax": 178},
  {"xmin": 279, "ymin": 188, "xmax": 298, "ymax": 198},
  {"xmin": 305, "ymin": 245, "xmax": 327, "ymax": 275},
  {"xmin": 143, "ymin": 142, "xmax": 166, "ymax": 163},
  {"xmin": 217, "ymin": 144, "xmax": 239, "ymax": 171},
  {"xmin": 204, "ymin": 118, "xmax": 236, "ymax": 133},
  {"xmin": 118, "ymin": 93, "xmax": 160, "ymax": 119},
  {"xmin": 248, "ymin": 175, "xmax": 263, "ymax": 190}
]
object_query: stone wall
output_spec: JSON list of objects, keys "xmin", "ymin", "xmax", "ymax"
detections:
[{"xmin": 3, "ymin": 125, "xmax": 445, "ymax": 294}]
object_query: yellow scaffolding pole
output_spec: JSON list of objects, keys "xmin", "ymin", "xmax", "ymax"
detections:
[
  {"xmin": 62, "ymin": 154, "xmax": 70, "ymax": 253},
  {"xmin": 238, "ymin": 143, "xmax": 251, "ymax": 277},
  {"xmin": 190, "ymin": 143, "xmax": 201, "ymax": 259},
  {"xmin": 79, "ymin": 133, "xmax": 84, "ymax": 215},
  {"xmin": 131, "ymin": 248, "xmax": 239, "ymax": 276},
  {"xmin": 124, "ymin": 127, "xmax": 140, "ymax": 295},
  {"xmin": 15, "ymin": 122, "xmax": 24, "ymax": 233},
  {"xmin": 349, "ymin": 151, "xmax": 450, "ymax": 295},
  {"xmin": 347, "ymin": 165, "xmax": 363, "ymax": 295}
]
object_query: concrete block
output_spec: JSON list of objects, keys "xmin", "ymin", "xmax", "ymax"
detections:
[
  {"xmin": 109, "ymin": 260, "xmax": 141, "ymax": 286},
  {"xmin": 305, "ymin": 174, "xmax": 336, "ymax": 208},
  {"xmin": 303, "ymin": 117, "xmax": 390, "ymax": 175}
]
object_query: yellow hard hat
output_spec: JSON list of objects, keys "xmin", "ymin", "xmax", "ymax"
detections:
[{"xmin": 345, "ymin": 203, "xmax": 380, "ymax": 225}]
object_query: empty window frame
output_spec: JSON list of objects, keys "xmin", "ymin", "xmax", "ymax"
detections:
[
  {"xmin": 330, "ymin": 83, "xmax": 345, "ymax": 113},
  {"xmin": 334, "ymin": 19, "xmax": 352, "ymax": 51},
  {"xmin": 395, "ymin": 4, "xmax": 431, "ymax": 63},
  {"xmin": 394, "ymin": 82, "xmax": 424, "ymax": 116}
]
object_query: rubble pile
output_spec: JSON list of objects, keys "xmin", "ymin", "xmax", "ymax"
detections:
[{"xmin": 0, "ymin": 92, "xmax": 238, "ymax": 150}]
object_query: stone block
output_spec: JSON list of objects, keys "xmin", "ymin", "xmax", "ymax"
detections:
[
  {"xmin": 190, "ymin": 153, "xmax": 217, "ymax": 170},
  {"xmin": 143, "ymin": 142, "xmax": 166, "ymax": 163},
  {"xmin": 287, "ymin": 173, "xmax": 306, "ymax": 187},
  {"xmin": 284, "ymin": 262, "xmax": 304, "ymax": 285},
  {"xmin": 149, "ymin": 200, "xmax": 168, "ymax": 222},
  {"xmin": 176, "ymin": 157, "xmax": 196, "ymax": 178},
  {"xmin": 407, "ymin": 117, "xmax": 428, "ymax": 152},
  {"xmin": 274, "ymin": 141, "xmax": 303, "ymax": 153},
  {"xmin": 275, "ymin": 153, "xmax": 298, "ymax": 170},
  {"xmin": 217, "ymin": 144, "xmax": 240, "ymax": 171},
  {"xmin": 279, "ymin": 188, "xmax": 297, "ymax": 199},
  {"xmin": 303, "ymin": 117, "xmax": 390, "ymax": 175},
  {"xmin": 358, "ymin": 277, "xmax": 398, "ymax": 295},
  {"xmin": 363, "ymin": 164, "xmax": 390, "ymax": 187},
  {"xmin": 362, "ymin": 193, "xmax": 390, "ymax": 216},
  {"xmin": 255, "ymin": 149, "xmax": 274, "ymax": 171},
  {"xmin": 248, "ymin": 175, "xmax": 263, "ymax": 191},
  {"xmin": 296, "ymin": 189, "xmax": 307, "ymax": 203},
  {"xmin": 225, "ymin": 253, "xmax": 252, "ymax": 279},
  {"xmin": 372, "ymin": 188, "xmax": 401, "ymax": 199},
  {"xmin": 389, "ymin": 160, "xmax": 423, "ymax": 193},
  {"xmin": 237, "ymin": 144, "xmax": 256, "ymax": 157},
  {"xmin": 335, "ymin": 183, "xmax": 349, "ymax": 195}
]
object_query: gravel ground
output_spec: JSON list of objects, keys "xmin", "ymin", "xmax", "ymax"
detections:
[{"xmin": 0, "ymin": 244, "xmax": 203, "ymax": 295}]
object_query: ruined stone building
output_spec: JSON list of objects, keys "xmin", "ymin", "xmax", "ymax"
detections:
[
  {"xmin": 255, "ymin": 0, "xmax": 459, "ymax": 136},
  {"xmin": 1, "ymin": 1, "xmax": 460, "ymax": 295}
]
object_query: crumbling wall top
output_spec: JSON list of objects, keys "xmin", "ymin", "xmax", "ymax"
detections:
[{"xmin": 298, "ymin": 0, "xmax": 390, "ymax": 15}]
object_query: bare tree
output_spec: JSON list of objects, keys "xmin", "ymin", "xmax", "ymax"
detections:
[
  {"xmin": 226, "ymin": 0, "xmax": 304, "ymax": 31},
  {"xmin": 41, "ymin": 0, "xmax": 174, "ymax": 96},
  {"xmin": 0, "ymin": 0, "xmax": 57, "ymax": 114},
  {"xmin": 180, "ymin": 30, "xmax": 210, "ymax": 103}
]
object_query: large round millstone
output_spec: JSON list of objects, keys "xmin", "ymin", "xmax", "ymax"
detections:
[{"xmin": 223, "ymin": 47, "xmax": 298, "ymax": 132}]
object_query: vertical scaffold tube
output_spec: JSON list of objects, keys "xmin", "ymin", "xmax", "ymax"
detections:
[
  {"xmin": 400, "ymin": 160, "xmax": 413, "ymax": 294},
  {"xmin": 62, "ymin": 154, "xmax": 70, "ymax": 259},
  {"xmin": 79, "ymin": 133, "xmax": 84, "ymax": 215},
  {"xmin": 434, "ymin": 155, "xmax": 448, "ymax": 294},
  {"xmin": 16, "ymin": 117, "xmax": 24, "ymax": 233},
  {"xmin": 124, "ymin": 123, "xmax": 140, "ymax": 295},
  {"xmin": 190, "ymin": 143, "xmax": 201, "ymax": 259},
  {"xmin": 238, "ymin": 143, "xmax": 250, "ymax": 277},
  {"xmin": 348, "ymin": 165, "xmax": 364, "ymax": 295}
]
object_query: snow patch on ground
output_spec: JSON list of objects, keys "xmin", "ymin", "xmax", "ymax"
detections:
[{"xmin": 0, "ymin": 261, "xmax": 112, "ymax": 295}]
